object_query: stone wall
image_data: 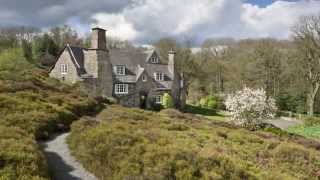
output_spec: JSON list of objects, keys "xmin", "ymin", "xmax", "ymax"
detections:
[
  {"xmin": 84, "ymin": 50, "xmax": 98, "ymax": 78},
  {"xmin": 114, "ymin": 83, "xmax": 139, "ymax": 107},
  {"xmin": 97, "ymin": 50, "xmax": 113, "ymax": 97},
  {"xmin": 80, "ymin": 78, "xmax": 98, "ymax": 97},
  {"xmin": 49, "ymin": 48, "xmax": 81, "ymax": 83}
]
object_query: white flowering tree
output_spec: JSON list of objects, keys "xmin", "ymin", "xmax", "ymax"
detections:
[{"xmin": 225, "ymin": 87, "xmax": 277, "ymax": 129}]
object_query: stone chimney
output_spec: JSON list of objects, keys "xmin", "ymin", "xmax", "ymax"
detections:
[
  {"xmin": 91, "ymin": 27, "xmax": 107, "ymax": 50},
  {"xmin": 168, "ymin": 48, "xmax": 176, "ymax": 76}
]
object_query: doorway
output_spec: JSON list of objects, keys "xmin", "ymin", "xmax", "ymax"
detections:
[{"xmin": 139, "ymin": 92, "xmax": 147, "ymax": 109}]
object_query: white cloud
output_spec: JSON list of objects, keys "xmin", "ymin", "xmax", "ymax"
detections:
[
  {"xmin": 1, "ymin": 0, "xmax": 319, "ymax": 44},
  {"xmin": 242, "ymin": 0, "xmax": 320, "ymax": 39},
  {"xmin": 91, "ymin": 0, "xmax": 320, "ymax": 44},
  {"xmin": 92, "ymin": 13, "xmax": 138, "ymax": 41}
]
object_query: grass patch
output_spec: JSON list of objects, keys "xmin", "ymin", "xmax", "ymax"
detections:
[
  {"xmin": 68, "ymin": 105, "xmax": 320, "ymax": 180},
  {"xmin": 288, "ymin": 125, "xmax": 320, "ymax": 139},
  {"xmin": 286, "ymin": 116, "xmax": 320, "ymax": 140},
  {"xmin": 183, "ymin": 104, "xmax": 226, "ymax": 121}
]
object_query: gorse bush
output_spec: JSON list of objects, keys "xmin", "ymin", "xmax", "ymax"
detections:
[
  {"xmin": 0, "ymin": 48, "xmax": 102, "ymax": 179},
  {"xmin": 68, "ymin": 105, "xmax": 320, "ymax": 180}
]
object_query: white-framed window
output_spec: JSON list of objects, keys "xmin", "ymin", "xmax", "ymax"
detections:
[
  {"xmin": 60, "ymin": 64, "xmax": 68, "ymax": 74},
  {"xmin": 115, "ymin": 84, "xmax": 128, "ymax": 94},
  {"xmin": 115, "ymin": 65, "xmax": 125, "ymax": 75},
  {"xmin": 154, "ymin": 72, "xmax": 164, "ymax": 81},
  {"xmin": 142, "ymin": 75, "xmax": 147, "ymax": 82},
  {"xmin": 150, "ymin": 57, "xmax": 158, "ymax": 63},
  {"xmin": 155, "ymin": 95, "xmax": 162, "ymax": 104}
]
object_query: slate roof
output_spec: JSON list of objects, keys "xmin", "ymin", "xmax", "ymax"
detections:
[
  {"xmin": 66, "ymin": 45, "xmax": 87, "ymax": 75},
  {"xmin": 109, "ymin": 49, "xmax": 173, "ymax": 89},
  {"xmin": 65, "ymin": 46, "xmax": 173, "ymax": 89}
]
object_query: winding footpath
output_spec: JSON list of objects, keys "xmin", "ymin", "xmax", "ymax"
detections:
[{"xmin": 40, "ymin": 133, "xmax": 98, "ymax": 180}]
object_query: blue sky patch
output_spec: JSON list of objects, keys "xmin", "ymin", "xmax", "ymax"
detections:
[{"xmin": 246, "ymin": 0, "xmax": 300, "ymax": 7}]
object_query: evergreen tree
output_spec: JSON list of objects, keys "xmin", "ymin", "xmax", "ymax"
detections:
[
  {"xmin": 33, "ymin": 34, "xmax": 59, "ymax": 68},
  {"xmin": 21, "ymin": 40, "xmax": 33, "ymax": 63}
]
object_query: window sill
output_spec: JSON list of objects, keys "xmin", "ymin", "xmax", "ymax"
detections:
[{"xmin": 115, "ymin": 92, "xmax": 129, "ymax": 95}]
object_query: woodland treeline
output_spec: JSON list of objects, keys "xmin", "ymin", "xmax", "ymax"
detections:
[{"xmin": 0, "ymin": 15, "xmax": 319, "ymax": 115}]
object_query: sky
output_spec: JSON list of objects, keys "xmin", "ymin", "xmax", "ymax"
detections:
[{"xmin": 0, "ymin": 0, "xmax": 319, "ymax": 45}]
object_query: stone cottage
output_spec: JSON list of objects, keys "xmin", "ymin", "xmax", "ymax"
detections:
[{"xmin": 50, "ymin": 27, "xmax": 186, "ymax": 109}]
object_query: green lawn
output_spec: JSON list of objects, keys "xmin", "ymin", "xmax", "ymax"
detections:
[
  {"xmin": 183, "ymin": 104, "xmax": 226, "ymax": 121},
  {"xmin": 288, "ymin": 125, "xmax": 320, "ymax": 139},
  {"xmin": 204, "ymin": 112, "xmax": 226, "ymax": 121}
]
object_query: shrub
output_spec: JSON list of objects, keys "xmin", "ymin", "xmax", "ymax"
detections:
[
  {"xmin": 225, "ymin": 87, "xmax": 277, "ymax": 129},
  {"xmin": 0, "ymin": 49, "xmax": 102, "ymax": 179},
  {"xmin": 199, "ymin": 97, "xmax": 208, "ymax": 108},
  {"xmin": 207, "ymin": 98, "xmax": 217, "ymax": 109},
  {"xmin": 68, "ymin": 105, "xmax": 320, "ymax": 180},
  {"xmin": 199, "ymin": 95, "xmax": 218, "ymax": 110},
  {"xmin": 0, "ymin": 126, "xmax": 49, "ymax": 180},
  {"xmin": 162, "ymin": 93, "xmax": 174, "ymax": 109},
  {"xmin": 304, "ymin": 117, "xmax": 320, "ymax": 127}
]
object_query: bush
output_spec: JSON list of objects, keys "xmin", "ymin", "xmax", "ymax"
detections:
[
  {"xmin": 0, "ymin": 49, "xmax": 102, "ymax": 179},
  {"xmin": 199, "ymin": 95, "xmax": 218, "ymax": 110},
  {"xmin": 304, "ymin": 117, "xmax": 320, "ymax": 127},
  {"xmin": 162, "ymin": 93, "xmax": 174, "ymax": 108},
  {"xmin": 225, "ymin": 87, "xmax": 277, "ymax": 129},
  {"xmin": 0, "ymin": 126, "xmax": 49, "ymax": 180},
  {"xmin": 68, "ymin": 105, "xmax": 320, "ymax": 180}
]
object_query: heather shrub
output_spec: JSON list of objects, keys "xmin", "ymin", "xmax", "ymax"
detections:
[
  {"xmin": 0, "ymin": 48, "xmax": 102, "ymax": 179},
  {"xmin": 0, "ymin": 126, "xmax": 49, "ymax": 180},
  {"xmin": 304, "ymin": 116, "xmax": 320, "ymax": 127},
  {"xmin": 68, "ymin": 105, "xmax": 320, "ymax": 180}
]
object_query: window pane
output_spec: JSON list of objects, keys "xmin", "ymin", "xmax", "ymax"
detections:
[
  {"xmin": 116, "ymin": 66, "xmax": 125, "ymax": 75},
  {"xmin": 115, "ymin": 84, "xmax": 128, "ymax": 94}
]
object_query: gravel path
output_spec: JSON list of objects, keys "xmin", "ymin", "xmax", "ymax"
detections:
[
  {"xmin": 41, "ymin": 133, "xmax": 98, "ymax": 180},
  {"xmin": 266, "ymin": 117, "xmax": 303, "ymax": 130}
]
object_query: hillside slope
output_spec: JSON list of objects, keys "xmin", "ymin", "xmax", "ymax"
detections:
[
  {"xmin": 0, "ymin": 49, "xmax": 102, "ymax": 179},
  {"xmin": 68, "ymin": 105, "xmax": 320, "ymax": 180}
]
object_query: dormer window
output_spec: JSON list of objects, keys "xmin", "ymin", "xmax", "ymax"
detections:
[
  {"xmin": 150, "ymin": 57, "xmax": 158, "ymax": 63},
  {"xmin": 154, "ymin": 72, "xmax": 164, "ymax": 81},
  {"xmin": 115, "ymin": 65, "xmax": 125, "ymax": 75}
]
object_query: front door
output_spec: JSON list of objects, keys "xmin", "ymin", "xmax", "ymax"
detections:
[{"xmin": 139, "ymin": 92, "xmax": 147, "ymax": 109}]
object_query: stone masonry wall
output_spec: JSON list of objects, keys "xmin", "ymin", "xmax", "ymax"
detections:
[
  {"xmin": 96, "ymin": 50, "xmax": 113, "ymax": 97},
  {"xmin": 84, "ymin": 50, "xmax": 98, "ymax": 78},
  {"xmin": 49, "ymin": 49, "xmax": 81, "ymax": 83}
]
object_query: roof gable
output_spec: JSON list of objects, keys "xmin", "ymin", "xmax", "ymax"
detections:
[
  {"xmin": 145, "ymin": 50, "xmax": 161, "ymax": 64},
  {"xmin": 51, "ymin": 45, "xmax": 86, "ymax": 75}
]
